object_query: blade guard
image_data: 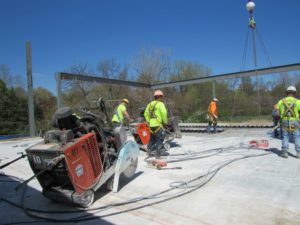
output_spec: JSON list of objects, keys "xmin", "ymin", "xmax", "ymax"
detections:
[
  {"xmin": 113, "ymin": 140, "xmax": 139, "ymax": 192},
  {"xmin": 136, "ymin": 123, "xmax": 150, "ymax": 145}
]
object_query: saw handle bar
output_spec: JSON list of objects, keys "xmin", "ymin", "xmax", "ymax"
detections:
[
  {"xmin": 0, "ymin": 152, "xmax": 27, "ymax": 169},
  {"xmin": 15, "ymin": 155, "xmax": 65, "ymax": 191}
]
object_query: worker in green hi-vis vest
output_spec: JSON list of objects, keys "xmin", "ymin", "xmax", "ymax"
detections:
[
  {"xmin": 277, "ymin": 86, "xmax": 300, "ymax": 159},
  {"xmin": 144, "ymin": 90, "xmax": 168, "ymax": 159},
  {"xmin": 112, "ymin": 98, "xmax": 132, "ymax": 128}
]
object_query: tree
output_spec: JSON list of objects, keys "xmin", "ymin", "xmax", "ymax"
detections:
[
  {"xmin": 97, "ymin": 58, "xmax": 121, "ymax": 79},
  {"xmin": 0, "ymin": 80, "xmax": 28, "ymax": 134},
  {"xmin": 34, "ymin": 87, "xmax": 57, "ymax": 131},
  {"xmin": 64, "ymin": 63, "xmax": 93, "ymax": 108},
  {"xmin": 96, "ymin": 58, "xmax": 131, "ymax": 101},
  {"xmin": 133, "ymin": 48, "xmax": 170, "ymax": 84},
  {"xmin": 170, "ymin": 60, "xmax": 212, "ymax": 95},
  {"xmin": 240, "ymin": 77, "xmax": 254, "ymax": 96},
  {"xmin": 0, "ymin": 64, "xmax": 13, "ymax": 86},
  {"xmin": 0, "ymin": 64, "xmax": 25, "ymax": 88},
  {"xmin": 166, "ymin": 61, "xmax": 213, "ymax": 121}
]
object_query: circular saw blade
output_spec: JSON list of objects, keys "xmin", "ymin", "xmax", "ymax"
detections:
[{"xmin": 122, "ymin": 158, "xmax": 138, "ymax": 178}]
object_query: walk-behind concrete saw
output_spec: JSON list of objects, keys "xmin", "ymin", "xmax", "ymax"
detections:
[{"xmin": 25, "ymin": 99, "xmax": 139, "ymax": 207}]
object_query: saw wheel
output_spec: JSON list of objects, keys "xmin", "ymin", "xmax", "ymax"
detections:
[{"xmin": 122, "ymin": 158, "xmax": 138, "ymax": 178}]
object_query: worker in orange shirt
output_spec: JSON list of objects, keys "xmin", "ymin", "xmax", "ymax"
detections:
[{"xmin": 207, "ymin": 98, "xmax": 219, "ymax": 133}]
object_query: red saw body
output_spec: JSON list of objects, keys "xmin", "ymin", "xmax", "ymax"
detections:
[
  {"xmin": 132, "ymin": 122, "xmax": 150, "ymax": 145},
  {"xmin": 26, "ymin": 101, "xmax": 139, "ymax": 207},
  {"xmin": 64, "ymin": 133, "xmax": 103, "ymax": 194}
]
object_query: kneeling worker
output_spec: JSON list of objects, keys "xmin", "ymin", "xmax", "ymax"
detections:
[
  {"xmin": 144, "ymin": 90, "xmax": 168, "ymax": 159},
  {"xmin": 112, "ymin": 98, "xmax": 132, "ymax": 127}
]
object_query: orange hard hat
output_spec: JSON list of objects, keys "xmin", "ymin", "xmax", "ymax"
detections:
[{"xmin": 154, "ymin": 90, "xmax": 164, "ymax": 97}]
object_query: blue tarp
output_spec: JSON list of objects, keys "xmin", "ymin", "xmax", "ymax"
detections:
[{"xmin": 0, "ymin": 135, "xmax": 22, "ymax": 140}]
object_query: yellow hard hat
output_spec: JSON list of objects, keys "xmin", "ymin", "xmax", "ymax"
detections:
[{"xmin": 122, "ymin": 98, "xmax": 129, "ymax": 104}]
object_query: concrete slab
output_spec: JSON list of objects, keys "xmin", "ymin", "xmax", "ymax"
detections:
[{"xmin": 0, "ymin": 129, "xmax": 299, "ymax": 225}]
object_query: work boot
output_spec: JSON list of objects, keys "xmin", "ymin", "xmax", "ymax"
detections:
[
  {"xmin": 146, "ymin": 147, "xmax": 154, "ymax": 157},
  {"xmin": 163, "ymin": 143, "xmax": 170, "ymax": 151},
  {"xmin": 155, "ymin": 150, "xmax": 161, "ymax": 159},
  {"xmin": 280, "ymin": 151, "xmax": 288, "ymax": 158},
  {"xmin": 296, "ymin": 152, "xmax": 300, "ymax": 159},
  {"xmin": 207, "ymin": 127, "xmax": 211, "ymax": 134},
  {"xmin": 160, "ymin": 150, "xmax": 169, "ymax": 157},
  {"xmin": 147, "ymin": 150, "xmax": 155, "ymax": 157},
  {"xmin": 146, "ymin": 148, "xmax": 151, "ymax": 156}
]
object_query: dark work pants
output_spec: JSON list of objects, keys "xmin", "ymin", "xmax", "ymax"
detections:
[
  {"xmin": 207, "ymin": 118, "xmax": 217, "ymax": 133},
  {"xmin": 112, "ymin": 121, "xmax": 121, "ymax": 128},
  {"xmin": 148, "ymin": 128, "xmax": 166, "ymax": 158}
]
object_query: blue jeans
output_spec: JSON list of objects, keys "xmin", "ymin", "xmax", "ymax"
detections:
[
  {"xmin": 281, "ymin": 120, "xmax": 300, "ymax": 153},
  {"xmin": 148, "ymin": 128, "xmax": 166, "ymax": 158}
]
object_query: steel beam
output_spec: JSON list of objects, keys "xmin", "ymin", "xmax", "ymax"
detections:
[
  {"xmin": 152, "ymin": 63, "xmax": 300, "ymax": 89},
  {"xmin": 59, "ymin": 72, "xmax": 151, "ymax": 88},
  {"xmin": 56, "ymin": 63, "xmax": 300, "ymax": 108}
]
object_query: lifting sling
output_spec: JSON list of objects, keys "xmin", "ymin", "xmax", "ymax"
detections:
[{"xmin": 282, "ymin": 99, "xmax": 297, "ymax": 131}]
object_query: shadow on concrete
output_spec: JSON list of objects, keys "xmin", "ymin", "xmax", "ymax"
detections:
[
  {"xmin": 0, "ymin": 173, "xmax": 115, "ymax": 225},
  {"xmin": 287, "ymin": 152, "xmax": 298, "ymax": 158},
  {"xmin": 169, "ymin": 141, "xmax": 181, "ymax": 148},
  {"xmin": 268, "ymin": 148, "xmax": 298, "ymax": 158},
  {"xmin": 268, "ymin": 148, "xmax": 282, "ymax": 157},
  {"xmin": 119, "ymin": 171, "xmax": 143, "ymax": 191},
  {"xmin": 94, "ymin": 171, "xmax": 144, "ymax": 201}
]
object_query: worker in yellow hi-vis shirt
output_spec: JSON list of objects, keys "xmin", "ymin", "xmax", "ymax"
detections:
[
  {"xmin": 144, "ymin": 90, "xmax": 168, "ymax": 159},
  {"xmin": 112, "ymin": 98, "xmax": 132, "ymax": 128},
  {"xmin": 277, "ymin": 86, "xmax": 300, "ymax": 159}
]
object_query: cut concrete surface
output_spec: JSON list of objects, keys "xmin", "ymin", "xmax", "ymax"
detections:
[{"xmin": 0, "ymin": 129, "xmax": 300, "ymax": 225}]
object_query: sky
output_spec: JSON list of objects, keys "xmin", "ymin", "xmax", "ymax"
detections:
[{"xmin": 1, "ymin": 0, "xmax": 300, "ymax": 95}]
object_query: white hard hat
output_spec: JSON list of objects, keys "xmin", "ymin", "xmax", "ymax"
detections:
[
  {"xmin": 213, "ymin": 98, "xmax": 219, "ymax": 102},
  {"xmin": 154, "ymin": 90, "xmax": 164, "ymax": 97},
  {"xmin": 287, "ymin": 86, "xmax": 297, "ymax": 92}
]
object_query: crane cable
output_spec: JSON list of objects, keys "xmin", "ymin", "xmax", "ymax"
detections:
[
  {"xmin": 230, "ymin": 26, "xmax": 250, "ymax": 124},
  {"xmin": 252, "ymin": 27, "xmax": 263, "ymax": 123},
  {"xmin": 235, "ymin": 0, "xmax": 276, "ymax": 125}
]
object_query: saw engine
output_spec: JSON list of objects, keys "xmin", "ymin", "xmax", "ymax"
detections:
[{"xmin": 26, "ymin": 100, "xmax": 139, "ymax": 207}]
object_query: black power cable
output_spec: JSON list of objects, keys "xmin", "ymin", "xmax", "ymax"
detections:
[{"xmin": 1, "ymin": 148, "xmax": 271, "ymax": 224}]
